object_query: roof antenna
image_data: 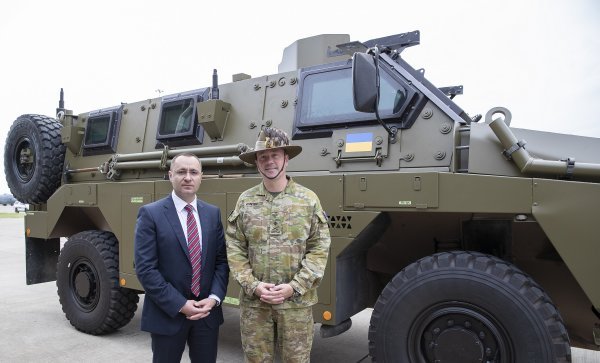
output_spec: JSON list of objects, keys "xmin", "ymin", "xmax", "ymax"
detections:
[
  {"xmin": 56, "ymin": 88, "xmax": 65, "ymax": 118},
  {"xmin": 211, "ymin": 69, "xmax": 219, "ymax": 100}
]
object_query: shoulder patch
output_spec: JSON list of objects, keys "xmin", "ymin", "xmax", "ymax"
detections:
[
  {"xmin": 317, "ymin": 210, "xmax": 328, "ymax": 224},
  {"xmin": 227, "ymin": 209, "xmax": 240, "ymax": 223}
]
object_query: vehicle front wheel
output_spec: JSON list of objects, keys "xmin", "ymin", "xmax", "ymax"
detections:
[
  {"xmin": 368, "ymin": 251, "xmax": 571, "ymax": 363},
  {"xmin": 57, "ymin": 230, "xmax": 139, "ymax": 335}
]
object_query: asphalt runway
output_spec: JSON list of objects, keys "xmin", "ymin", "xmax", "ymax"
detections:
[{"xmin": 0, "ymin": 209, "xmax": 598, "ymax": 362}]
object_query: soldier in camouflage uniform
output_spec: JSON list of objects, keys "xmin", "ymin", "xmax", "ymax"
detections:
[{"xmin": 226, "ymin": 127, "xmax": 331, "ymax": 363}]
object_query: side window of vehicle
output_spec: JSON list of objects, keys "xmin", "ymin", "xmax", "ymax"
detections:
[
  {"xmin": 293, "ymin": 61, "xmax": 425, "ymax": 139},
  {"xmin": 155, "ymin": 88, "xmax": 208, "ymax": 148},
  {"xmin": 82, "ymin": 106, "xmax": 122, "ymax": 156}
]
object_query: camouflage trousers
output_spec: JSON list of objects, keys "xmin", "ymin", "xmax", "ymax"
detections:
[{"xmin": 240, "ymin": 304, "xmax": 314, "ymax": 363}]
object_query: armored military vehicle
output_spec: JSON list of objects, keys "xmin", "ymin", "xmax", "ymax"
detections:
[{"xmin": 4, "ymin": 31, "xmax": 599, "ymax": 362}]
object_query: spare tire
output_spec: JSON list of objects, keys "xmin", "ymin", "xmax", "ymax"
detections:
[{"xmin": 4, "ymin": 114, "xmax": 66, "ymax": 204}]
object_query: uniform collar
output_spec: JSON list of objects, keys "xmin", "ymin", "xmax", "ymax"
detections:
[{"xmin": 258, "ymin": 176, "xmax": 295, "ymax": 197}]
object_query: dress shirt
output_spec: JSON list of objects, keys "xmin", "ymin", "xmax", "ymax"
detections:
[{"xmin": 171, "ymin": 191, "xmax": 221, "ymax": 305}]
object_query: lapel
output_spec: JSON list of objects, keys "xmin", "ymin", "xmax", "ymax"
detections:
[
  {"xmin": 196, "ymin": 199, "xmax": 209, "ymax": 269},
  {"xmin": 163, "ymin": 196, "xmax": 190, "ymax": 259}
]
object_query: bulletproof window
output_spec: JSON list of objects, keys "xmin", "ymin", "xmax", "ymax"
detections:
[
  {"xmin": 293, "ymin": 61, "xmax": 425, "ymax": 139},
  {"xmin": 82, "ymin": 106, "xmax": 122, "ymax": 156},
  {"xmin": 156, "ymin": 88, "xmax": 208, "ymax": 147}
]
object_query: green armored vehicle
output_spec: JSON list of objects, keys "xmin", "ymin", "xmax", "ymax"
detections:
[{"xmin": 4, "ymin": 31, "xmax": 599, "ymax": 362}]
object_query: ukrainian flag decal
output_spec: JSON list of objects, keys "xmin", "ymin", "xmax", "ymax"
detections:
[{"xmin": 345, "ymin": 132, "xmax": 373, "ymax": 153}]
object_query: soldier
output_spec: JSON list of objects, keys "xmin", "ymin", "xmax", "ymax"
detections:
[{"xmin": 226, "ymin": 127, "xmax": 331, "ymax": 363}]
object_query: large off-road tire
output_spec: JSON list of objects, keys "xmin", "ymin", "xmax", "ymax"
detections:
[
  {"xmin": 57, "ymin": 230, "xmax": 139, "ymax": 335},
  {"xmin": 369, "ymin": 251, "xmax": 571, "ymax": 363},
  {"xmin": 4, "ymin": 114, "xmax": 66, "ymax": 204}
]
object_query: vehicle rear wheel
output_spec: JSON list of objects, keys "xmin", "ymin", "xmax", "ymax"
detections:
[
  {"xmin": 57, "ymin": 230, "xmax": 139, "ymax": 335},
  {"xmin": 4, "ymin": 114, "xmax": 66, "ymax": 204},
  {"xmin": 368, "ymin": 251, "xmax": 571, "ymax": 363}
]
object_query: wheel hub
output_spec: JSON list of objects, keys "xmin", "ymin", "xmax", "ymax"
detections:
[
  {"xmin": 14, "ymin": 137, "xmax": 35, "ymax": 182},
  {"xmin": 74, "ymin": 270, "xmax": 92, "ymax": 298},
  {"xmin": 70, "ymin": 260, "xmax": 99, "ymax": 311},
  {"xmin": 413, "ymin": 305, "xmax": 507, "ymax": 363},
  {"xmin": 432, "ymin": 327, "xmax": 483, "ymax": 362}
]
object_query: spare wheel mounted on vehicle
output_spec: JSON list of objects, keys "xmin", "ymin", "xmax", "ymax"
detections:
[{"xmin": 4, "ymin": 114, "xmax": 66, "ymax": 204}]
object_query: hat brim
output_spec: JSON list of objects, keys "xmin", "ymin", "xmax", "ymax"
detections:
[{"xmin": 239, "ymin": 145, "xmax": 302, "ymax": 165}]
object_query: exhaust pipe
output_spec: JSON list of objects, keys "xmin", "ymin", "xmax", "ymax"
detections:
[{"xmin": 486, "ymin": 107, "xmax": 600, "ymax": 181}]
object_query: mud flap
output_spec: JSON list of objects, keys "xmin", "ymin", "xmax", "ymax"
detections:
[{"xmin": 26, "ymin": 236, "xmax": 60, "ymax": 285}]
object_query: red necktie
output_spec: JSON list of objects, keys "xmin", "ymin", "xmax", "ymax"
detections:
[{"xmin": 185, "ymin": 204, "xmax": 202, "ymax": 297}]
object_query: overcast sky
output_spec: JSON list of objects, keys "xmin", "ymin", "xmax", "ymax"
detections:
[{"xmin": 1, "ymin": 0, "xmax": 599, "ymax": 195}]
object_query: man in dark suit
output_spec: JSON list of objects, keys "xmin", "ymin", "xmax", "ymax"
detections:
[{"xmin": 134, "ymin": 153, "xmax": 229, "ymax": 363}]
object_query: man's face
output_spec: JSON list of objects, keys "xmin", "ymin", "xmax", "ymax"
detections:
[
  {"xmin": 169, "ymin": 155, "xmax": 202, "ymax": 202},
  {"xmin": 256, "ymin": 149, "xmax": 288, "ymax": 180}
]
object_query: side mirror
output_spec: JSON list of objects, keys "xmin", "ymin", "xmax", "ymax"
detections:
[{"xmin": 352, "ymin": 52, "xmax": 378, "ymax": 113}]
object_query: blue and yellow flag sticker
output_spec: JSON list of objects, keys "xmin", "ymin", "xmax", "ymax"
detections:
[{"xmin": 345, "ymin": 132, "xmax": 373, "ymax": 153}]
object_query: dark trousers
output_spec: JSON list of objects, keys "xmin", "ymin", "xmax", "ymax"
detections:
[{"xmin": 151, "ymin": 318, "xmax": 219, "ymax": 363}]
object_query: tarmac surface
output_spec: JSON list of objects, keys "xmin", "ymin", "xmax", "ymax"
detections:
[{"xmin": 0, "ymin": 208, "xmax": 598, "ymax": 362}]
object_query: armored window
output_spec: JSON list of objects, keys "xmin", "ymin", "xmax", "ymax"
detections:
[
  {"xmin": 156, "ymin": 88, "xmax": 208, "ymax": 147},
  {"xmin": 82, "ymin": 106, "xmax": 122, "ymax": 156},
  {"xmin": 293, "ymin": 61, "xmax": 425, "ymax": 139}
]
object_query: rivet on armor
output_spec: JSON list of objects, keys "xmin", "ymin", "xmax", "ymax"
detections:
[
  {"xmin": 403, "ymin": 153, "xmax": 415, "ymax": 162},
  {"xmin": 375, "ymin": 136, "xmax": 383, "ymax": 145},
  {"xmin": 265, "ymin": 120, "xmax": 272, "ymax": 127},
  {"xmin": 269, "ymin": 80, "xmax": 276, "ymax": 88},
  {"xmin": 337, "ymin": 139, "xmax": 344, "ymax": 147},
  {"xmin": 140, "ymin": 105, "xmax": 146, "ymax": 111},
  {"xmin": 515, "ymin": 214, "xmax": 528, "ymax": 221},
  {"xmin": 281, "ymin": 100, "xmax": 288, "ymax": 108},
  {"xmin": 254, "ymin": 84, "xmax": 261, "ymax": 91},
  {"xmin": 320, "ymin": 148, "xmax": 328, "ymax": 156},
  {"xmin": 290, "ymin": 77, "xmax": 298, "ymax": 85},
  {"xmin": 278, "ymin": 78, "xmax": 286, "ymax": 86},
  {"xmin": 434, "ymin": 151, "xmax": 446, "ymax": 160},
  {"xmin": 135, "ymin": 137, "xmax": 141, "ymax": 143},
  {"xmin": 151, "ymin": 103, "xmax": 156, "ymax": 109},
  {"xmin": 440, "ymin": 122, "xmax": 453, "ymax": 134},
  {"xmin": 422, "ymin": 108, "xmax": 433, "ymax": 119},
  {"xmin": 249, "ymin": 121, "xmax": 256, "ymax": 129}
]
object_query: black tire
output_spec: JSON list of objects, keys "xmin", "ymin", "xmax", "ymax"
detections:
[
  {"xmin": 4, "ymin": 114, "xmax": 66, "ymax": 204},
  {"xmin": 57, "ymin": 230, "xmax": 139, "ymax": 335},
  {"xmin": 368, "ymin": 251, "xmax": 571, "ymax": 363}
]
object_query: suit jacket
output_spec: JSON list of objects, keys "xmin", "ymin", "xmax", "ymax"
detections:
[{"xmin": 134, "ymin": 195, "xmax": 229, "ymax": 335}]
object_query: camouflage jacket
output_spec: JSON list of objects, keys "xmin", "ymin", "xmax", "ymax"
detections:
[{"xmin": 226, "ymin": 178, "xmax": 331, "ymax": 309}]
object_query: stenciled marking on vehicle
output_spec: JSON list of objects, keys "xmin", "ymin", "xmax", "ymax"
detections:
[{"xmin": 130, "ymin": 196, "xmax": 144, "ymax": 203}]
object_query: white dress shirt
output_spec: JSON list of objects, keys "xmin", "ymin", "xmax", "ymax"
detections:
[{"xmin": 171, "ymin": 191, "xmax": 220, "ymax": 305}]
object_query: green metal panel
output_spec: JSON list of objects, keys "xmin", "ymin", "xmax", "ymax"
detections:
[
  {"xmin": 118, "ymin": 182, "xmax": 155, "ymax": 288},
  {"xmin": 344, "ymin": 173, "xmax": 439, "ymax": 209},
  {"xmin": 533, "ymin": 179, "xmax": 600, "ymax": 308},
  {"xmin": 438, "ymin": 173, "xmax": 533, "ymax": 213}
]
